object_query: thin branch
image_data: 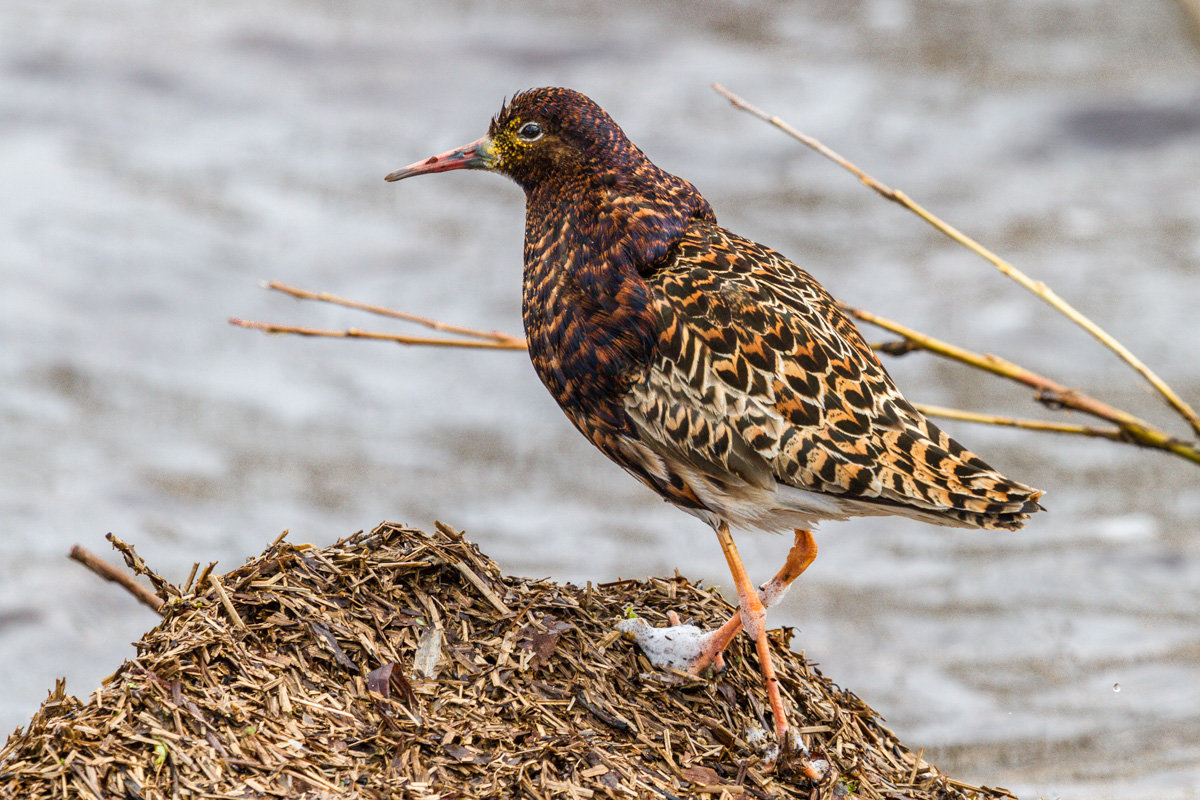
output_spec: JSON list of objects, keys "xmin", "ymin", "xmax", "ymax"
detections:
[
  {"xmin": 711, "ymin": 82, "xmax": 1200, "ymax": 438},
  {"xmin": 264, "ymin": 280, "xmax": 525, "ymax": 346},
  {"xmin": 69, "ymin": 545, "xmax": 165, "ymax": 614},
  {"xmin": 232, "ymin": 285, "xmax": 1200, "ymax": 466},
  {"xmin": 847, "ymin": 304, "xmax": 1200, "ymax": 465},
  {"xmin": 106, "ymin": 533, "xmax": 176, "ymax": 602},
  {"xmin": 911, "ymin": 403, "xmax": 1125, "ymax": 440},
  {"xmin": 229, "ymin": 317, "xmax": 526, "ymax": 350}
]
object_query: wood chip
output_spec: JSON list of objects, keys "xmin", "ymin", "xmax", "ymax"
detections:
[{"xmin": 208, "ymin": 574, "xmax": 247, "ymax": 631}]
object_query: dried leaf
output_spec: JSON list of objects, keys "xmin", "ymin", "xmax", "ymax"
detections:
[
  {"xmin": 366, "ymin": 662, "xmax": 395, "ymax": 698},
  {"xmin": 681, "ymin": 765, "xmax": 723, "ymax": 785},
  {"xmin": 518, "ymin": 616, "xmax": 575, "ymax": 668},
  {"xmin": 443, "ymin": 743, "xmax": 487, "ymax": 764},
  {"xmin": 366, "ymin": 661, "xmax": 417, "ymax": 708},
  {"xmin": 309, "ymin": 621, "xmax": 359, "ymax": 673},
  {"xmin": 531, "ymin": 621, "xmax": 573, "ymax": 667}
]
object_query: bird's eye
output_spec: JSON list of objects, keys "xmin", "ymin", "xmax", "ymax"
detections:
[{"xmin": 517, "ymin": 121, "xmax": 544, "ymax": 141}]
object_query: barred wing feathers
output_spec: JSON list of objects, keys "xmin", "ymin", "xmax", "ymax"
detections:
[{"xmin": 623, "ymin": 221, "xmax": 1043, "ymax": 532}]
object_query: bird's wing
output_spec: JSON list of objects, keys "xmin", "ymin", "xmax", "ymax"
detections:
[{"xmin": 624, "ymin": 221, "xmax": 1042, "ymax": 530}]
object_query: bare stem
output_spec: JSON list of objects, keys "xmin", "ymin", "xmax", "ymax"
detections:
[
  {"xmin": 233, "ymin": 282, "xmax": 1199, "ymax": 467},
  {"xmin": 711, "ymin": 82, "xmax": 1200, "ymax": 438},
  {"xmin": 209, "ymin": 574, "xmax": 247, "ymax": 632},
  {"xmin": 229, "ymin": 317, "xmax": 526, "ymax": 350},
  {"xmin": 106, "ymin": 533, "xmax": 176, "ymax": 602},
  {"xmin": 847, "ymin": 304, "xmax": 1200, "ymax": 465},
  {"xmin": 69, "ymin": 545, "xmax": 165, "ymax": 614},
  {"xmin": 911, "ymin": 403, "xmax": 1125, "ymax": 440},
  {"xmin": 265, "ymin": 281, "xmax": 525, "ymax": 347}
]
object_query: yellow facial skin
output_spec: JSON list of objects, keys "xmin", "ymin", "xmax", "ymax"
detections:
[
  {"xmin": 489, "ymin": 123, "xmax": 523, "ymax": 169},
  {"xmin": 484, "ymin": 118, "xmax": 557, "ymax": 175}
]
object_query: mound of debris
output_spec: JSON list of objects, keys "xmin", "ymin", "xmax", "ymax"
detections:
[{"xmin": 0, "ymin": 522, "xmax": 1014, "ymax": 799}]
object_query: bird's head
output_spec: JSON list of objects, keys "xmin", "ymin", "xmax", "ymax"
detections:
[{"xmin": 385, "ymin": 87, "xmax": 641, "ymax": 192}]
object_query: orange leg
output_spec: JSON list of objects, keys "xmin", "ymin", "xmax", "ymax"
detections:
[
  {"xmin": 685, "ymin": 529, "xmax": 817, "ymax": 674},
  {"xmin": 712, "ymin": 521, "xmax": 799, "ymax": 742}
]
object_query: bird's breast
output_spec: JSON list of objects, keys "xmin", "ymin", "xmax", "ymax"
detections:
[{"xmin": 521, "ymin": 223, "xmax": 659, "ymax": 435}]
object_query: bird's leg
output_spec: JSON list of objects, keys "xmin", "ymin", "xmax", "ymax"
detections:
[
  {"xmin": 686, "ymin": 529, "xmax": 817, "ymax": 674},
  {"xmin": 713, "ymin": 521, "xmax": 791, "ymax": 742},
  {"xmin": 762, "ymin": 528, "xmax": 819, "ymax": 607}
]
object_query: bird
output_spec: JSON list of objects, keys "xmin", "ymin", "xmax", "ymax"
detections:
[{"xmin": 385, "ymin": 87, "xmax": 1043, "ymax": 750}]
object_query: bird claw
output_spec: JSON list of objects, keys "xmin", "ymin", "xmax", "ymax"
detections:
[{"xmin": 750, "ymin": 725, "xmax": 829, "ymax": 781}]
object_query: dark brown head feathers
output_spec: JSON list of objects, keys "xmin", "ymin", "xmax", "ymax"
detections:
[{"xmin": 489, "ymin": 87, "xmax": 630, "ymax": 160}]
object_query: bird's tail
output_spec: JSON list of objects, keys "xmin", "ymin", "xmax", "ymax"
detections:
[{"xmin": 877, "ymin": 408, "xmax": 1044, "ymax": 531}]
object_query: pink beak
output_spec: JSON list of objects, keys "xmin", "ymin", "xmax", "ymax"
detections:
[{"xmin": 385, "ymin": 136, "xmax": 495, "ymax": 182}]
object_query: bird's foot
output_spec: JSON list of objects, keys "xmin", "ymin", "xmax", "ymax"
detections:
[
  {"xmin": 617, "ymin": 612, "xmax": 829, "ymax": 783},
  {"xmin": 749, "ymin": 725, "xmax": 829, "ymax": 781},
  {"xmin": 666, "ymin": 610, "xmax": 729, "ymax": 672},
  {"xmin": 615, "ymin": 611, "xmax": 730, "ymax": 675}
]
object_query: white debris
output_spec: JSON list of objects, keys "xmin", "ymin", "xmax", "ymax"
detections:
[
  {"xmin": 412, "ymin": 625, "xmax": 443, "ymax": 679},
  {"xmin": 616, "ymin": 616, "xmax": 709, "ymax": 672},
  {"xmin": 744, "ymin": 724, "xmax": 779, "ymax": 761},
  {"xmin": 744, "ymin": 724, "xmax": 769, "ymax": 748}
]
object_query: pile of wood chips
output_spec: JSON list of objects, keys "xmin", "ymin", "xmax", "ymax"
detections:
[{"xmin": 0, "ymin": 522, "xmax": 1016, "ymax": 799}]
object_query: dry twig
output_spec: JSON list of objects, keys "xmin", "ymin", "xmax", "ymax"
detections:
[
  {"xmin": 905, "ymin": 405, "xmax": 1125, "ymax": 441},
  {"xmin": 230, "ymin": 90, "xmax": 1199, "ymax": 467},
  {"xmin": 229, "ymin": 317, "xmax": 525, "ymax": 350},
  {"xmin": 232, "ymin": 283, "xmax": 1199, "ymax": 466},
  {"xmin": 264, "ymin": 280, "xmax": 525, "ymax": 347},
  {"xmin": 711, "ymin": 83, "xmax": 1200, "ymax": 439},
  {"xmin": 105, "ymin": 533, "xmax": 176, "ymax": 602},
  {"xmin": 845, "ymin": 305, "xmax": 1200, "ymax": 465},
  {"xmin": 68, "ymin": 545, "xmax": 165, "ymax": 615}
]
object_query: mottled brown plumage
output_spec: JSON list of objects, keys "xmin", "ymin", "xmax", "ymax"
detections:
[
  {"xmin": 386, "ymin": 87, "xmax": 1043, "ymax": 750},
  {"xmin": 627, "ymin": 222, "xmax": 1043, "ymax": 533}
]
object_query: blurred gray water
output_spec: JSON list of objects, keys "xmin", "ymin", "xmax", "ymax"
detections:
[{"xmin": 2, "ymin": 2, "xmax": 1199, "ymax": 797}]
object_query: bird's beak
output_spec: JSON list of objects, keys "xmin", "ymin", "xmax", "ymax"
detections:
[{"xmin": 384, "ymin": 136, "xmax": 497, "ymax": 182}]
